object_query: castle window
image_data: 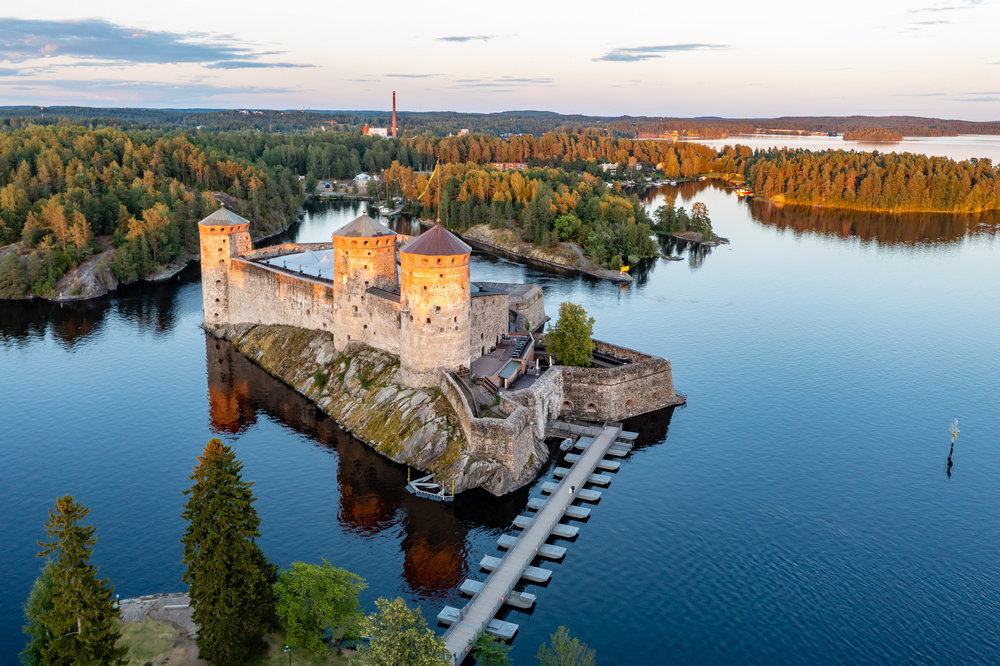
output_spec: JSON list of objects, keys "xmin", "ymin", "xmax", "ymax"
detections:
[
  {"xmin": 347, "ymin": 335, "xmax": 351, "ymax": 340},
  {"xmin": 481, "ymin": 333, "xmax": 484, "ymax": 340},
  {"xmin": 215, "ymin": 298, "xmax": 220, "ymax": 303},
  {"xmin": 354, "ymin": 306, "xmax": 358, "ymax": 312},
  {"xmin": 422, "ymin": 258, "xmax": 428, "ymax": 264},
  {"xmin": 452, "ymin": 258, "xmax": 456, "ymax": 264},
  {"xmin": 352, "ymin": 240, "xmax": 358, "ymax": 246},
  {"xmin": 218, "ymin": 248, "xmax": 222, "ymax": 252},
  {"xmin": 454, "ymin": 317, "xmax": 457, "ymax": 323},
  {"xmin": 364, "ymin": 324, "xmax": 368, "ymax": 330},
  {"xmin": 437, "ymin": 258, "xmax": 441, "ymax": 264},
  {"xmin": 365, "ymin": 281, "xmax": 369, "ymax": 288},
  {"xmin": 435, "ymin": 306, "xmax": 441, "ymax": 314},
  {"xmin": 439, "ymin": 274, "xmax": 443, "ymax": 278},
  {"xmin": 364, "ymin": 240, "xmax": 369, "ymax": 246},
  {"xmin": 363, "ymin": 265, "xmax": 368, "ymax": 270},
  {"xmin": 626, "ymin": 398, "xmax": 635, "ymax": 407},
  {"xmin": 216, "ymin": 280, "xmax": 221, "ymax": 285},
  {"xmin": 409, "ymin": 315, "xmax": 413, "ymax": 322},
  {"xmin": 306, "ymin": 309, "xmax": 310, "ymax": 316},
  {"xmin": 423, "ymin": 286, "xmax": 427, "ymax": 291},
  {"xmin": 426, "ymin": 317, "xmax": 431, "ymax": 324},
  {"xmin": 585, "ymin": 402, "xmax": 598, "ymax": 412}
]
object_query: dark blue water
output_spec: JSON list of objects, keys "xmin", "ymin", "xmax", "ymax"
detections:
[{"xmin": 3, "ymin": 188, "xmax": 999, "ymax": 665}]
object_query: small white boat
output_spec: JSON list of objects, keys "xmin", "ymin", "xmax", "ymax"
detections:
[
  {"xmin": 559, "ymin": 437, "xmax": 574, "ymax": 452},
  {"xmin": 378, "ymin": 205, "xmax": 392, "ymax": 215}
]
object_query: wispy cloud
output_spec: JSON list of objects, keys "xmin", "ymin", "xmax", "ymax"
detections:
[
  {"xmin": 909, "ymin": 0, "xmax": 984, "ymax": 12},
  {"xmin": 206, "ymin": 61, "xmax": 314, "ymax": 69},
  {"xmin": 384, "ymin": 73, "xmax": 438, "ymax": 78},
  {"xmin": 945, "ymin": 96, "xmax": 1000, "ymax": 101},
  {"xmin": 593, "ymin": 43, "xmax": 728, "ymax": 62},
  {"xmin": 0, "ymin": 18, "xmax": 311, "ymax": 70},
  {"xmin": 0, "ymin": 77, "xmax": 299, "ymax": 103},
  {"xmin": 912, "ymin": 19, "xmax": 951, "ymax": 23},
  {"xmin": 890, "ymin": 92, "xmax": 946, "ymax": 96},
  {"xmin": 436, "ymin": 35, "xmax": 493, "ymax": 43},
  {"xmin": 450, "ymin": 76, "xmax": 554, "ymax": 89}
]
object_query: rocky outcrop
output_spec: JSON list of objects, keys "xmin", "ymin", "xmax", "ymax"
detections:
[
  {"xmin": 456, "ymin": 223, "xmax": 632, "ymax": 283},
  {"xmin": 51, "ymin": 246, "xmax": 119, "ymax": 301},
  {"xmin": 209, "ymin": 323, "xmax": 546, "ymax": 495}
]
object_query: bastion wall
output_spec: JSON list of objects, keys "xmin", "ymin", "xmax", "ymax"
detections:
[
  {"xmin": 470, "ymin": 292, "xmax": 509, "ymax": 360},
  {"xmin": 439, "ymin": 372, "xmax": 537, "ymax": 476}
]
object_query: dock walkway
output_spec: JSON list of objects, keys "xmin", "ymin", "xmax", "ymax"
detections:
[{"xmin": 441, "ymin": 424, "xmax": 623, "ymax": 663}]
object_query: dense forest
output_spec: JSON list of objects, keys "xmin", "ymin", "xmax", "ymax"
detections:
[
  {"xmin": 740, "ymin": 149, "xmax": 1000, "ymax": 212},
  {"xmin": 384, "ymin": 161, "xmax": 658, "ymax": 268},
  {"xmin": 0, "ymin": 124, "xmax": 303, "ymax": 299},
  {"xmin": 4, "ymin": 119, "xmax": 999, "ymax": 298},
  {"xmin": 3, "ymin": 107, "xmax": 997, "ymax": 138}
]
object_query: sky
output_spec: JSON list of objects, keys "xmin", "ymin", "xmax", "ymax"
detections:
[{"xmin": 1, "ymin": 0, "xmax": 999, "ymax": 119}]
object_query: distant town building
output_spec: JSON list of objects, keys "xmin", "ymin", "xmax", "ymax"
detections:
[
  {"xmin": 459, "ymin": 128, "xmax": 470, "ymax": 135},
  {"xmin": 354, "ymin": 173, "xmax": 373, "ymax": 185},
  {"xmin": 363, "ymin": 126, "xmax": 389, "ymax": 138},
  {"xmin": 490, "ymin": 162, "xmax": 528, "ymax": 171},
  {"xmin": 600, "ymin": 163, "xmax": 617, "ymax": 174}
]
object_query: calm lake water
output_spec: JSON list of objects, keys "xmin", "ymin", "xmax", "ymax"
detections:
[
  {"xmin": 3, "ymin": 144, "xmax": 1000, "ymax": 664},
  {"xmin": 683, "ymin": 133, "xmax": 1000, "ymax": 163}
]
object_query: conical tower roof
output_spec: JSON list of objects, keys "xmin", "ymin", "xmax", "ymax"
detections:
[
  {"xmin": 401, "ymin": 224, "xmax": 471, "ymax": 256},
  {"xmin": 199, "ymin": 207, "xmax": 251, "ymax": 226},
  {"xmin": 333, "ymin": 214, "xmax": 395, "ymax": 238}
]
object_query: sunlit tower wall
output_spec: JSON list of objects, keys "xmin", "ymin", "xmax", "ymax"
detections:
[
  {"xmin": 392, "ymin": 91, "xmax": 397, "ymax": 138},
  {"xmin": 198, "ymin": 207, "xmax": 252, "ymax": 327},
  {"xmin": 399, "ymin": 224, "xmax": 472, "ymax": 387},
  {"xmin": 331, "ymin": 215, "xmax": 398, "ymax": 351}
]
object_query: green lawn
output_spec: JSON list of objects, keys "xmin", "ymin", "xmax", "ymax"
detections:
[
  {"xmin": 116, "ymin": 620, "xmax": 356, "ymax": 665},
  {"xmin": 116, "ymin": 618, "xmax": 188, "ymax": 665}
]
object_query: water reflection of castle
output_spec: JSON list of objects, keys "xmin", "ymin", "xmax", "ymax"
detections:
[{"xmin": 205, "ymin": 333, "xmax": 470, "ymax": 595}]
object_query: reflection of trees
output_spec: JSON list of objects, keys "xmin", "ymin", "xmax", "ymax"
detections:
[
  {"xmin": 749, "ymin": 201, "xmax": 1000, "ymax": 245},
  {"xmin": 205, "ymin": 333, "xmax": 479, "ymax": 597},
  {"xmin": 657, "ymin": 236, "xmax": 713, "ymax": 270},
  {"xmin": 0, "ymin": 269, "xmax": 193, "ymax": 349}
]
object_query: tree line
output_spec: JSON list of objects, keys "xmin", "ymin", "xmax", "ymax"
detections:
[
  {"xmin": 0, "ymin": 124, "xmax": 304, "ymax": 299},
  {"xmin": 842, "ymin": 128, "xmax": 903, "ymax": 141}
]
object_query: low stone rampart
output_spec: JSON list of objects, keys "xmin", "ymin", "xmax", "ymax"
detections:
[
  {"xmin": 535, "ymin": 335, "xmax": 683, "ymax": 422},
  {"xmin": 439, "ymin": 372, "xmax": 545, "ymax": 492}
]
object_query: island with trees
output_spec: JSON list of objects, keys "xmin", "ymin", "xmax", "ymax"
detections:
[{"xmin": 843, "ymin": 128, "xmax": 904, "ymax": 142}]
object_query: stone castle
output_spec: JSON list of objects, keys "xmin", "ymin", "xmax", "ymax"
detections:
[{"xmin": 199, "ymin": 207, "xmax": 684, "ymax": 494}]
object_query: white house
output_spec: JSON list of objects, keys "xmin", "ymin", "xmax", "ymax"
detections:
[{"xmin": 353, "ymin": 173, "xmax": 373, "ymax": 185}]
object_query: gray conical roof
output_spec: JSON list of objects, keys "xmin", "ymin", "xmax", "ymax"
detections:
[
  {"xmin": 198, "ymin": 207, "xmax": 251, "ymax": 226},
  {"xmin": 401, "ymin": 224, "xmax": 471, "ymax": 256},
  {"xmin": 333, "ymin": 214, "xmax": 395, "ymax": 238}
]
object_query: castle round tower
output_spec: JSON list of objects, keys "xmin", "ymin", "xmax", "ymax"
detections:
[
  {"xmin": 399, "ymin": 224, "xmax": 472, "ymax": 387},
  {"xmin": 198, "ymin": 207, "xmax": 252, "ymax": 326},
  {"xmin": 331, "ymin": 214, "xmax": 398, "ymax": 351}
]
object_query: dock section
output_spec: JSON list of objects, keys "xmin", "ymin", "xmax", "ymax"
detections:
[{"xmin": 440, "ymin": 423, "xmax": 624, "ymax": 663}]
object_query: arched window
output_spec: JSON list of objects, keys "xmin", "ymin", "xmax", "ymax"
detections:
[
  {"xmin": 562, "ymin": 400, "xmax": 574, "ymax": 410},
  {"xmin": 585, "ymin": 402, "xmax": 598, "ymax": 412}
]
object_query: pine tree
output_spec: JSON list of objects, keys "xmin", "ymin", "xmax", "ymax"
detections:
[
  {"xmin": 181, "ymin": 439, "xmax": 277, "ymax": 666},
  {"xmin": 19, "ymin": 561, "xmax": 55, "ymax": 666},
  {"xmin": 36, "ymin": 495, "xmax": 128, "ymax": 666}
]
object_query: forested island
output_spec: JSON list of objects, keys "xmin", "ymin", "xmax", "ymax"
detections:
[
  {"xmin": 4, "ymin": 119, "xmax": 1000, "ymax": 299},
  {"xmin": 843, "ymin": 128, "xmax": 903, "ymax": 142}
]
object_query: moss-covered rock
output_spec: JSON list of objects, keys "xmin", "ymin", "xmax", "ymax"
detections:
[{"xmin": 209, "ymin": 323, "xmax": 538, "ymax": 495}]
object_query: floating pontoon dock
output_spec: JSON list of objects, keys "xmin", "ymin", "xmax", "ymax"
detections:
[{"xmin": 439, "ymin": 422, "xmax": 627, "ymax": 664}]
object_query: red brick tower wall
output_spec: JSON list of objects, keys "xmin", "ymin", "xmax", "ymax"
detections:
[
  {"xmin": 399, "ymin": 251, "xmax": 471, "ymax": 387},
  {"xmin": 199, "ymin": 221, "xmax": 251, "ymax": 326},
  {"xmin": 332, "ymin": 233, "xmax": 398, "ymax": 351}
]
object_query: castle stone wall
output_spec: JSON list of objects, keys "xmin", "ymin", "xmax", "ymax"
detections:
[
  {"xmin": 332, "ymin": 234, "xmax": 398, "ymax": 352},
  {"xmin": 470, "ymin": 292, "xmax": 509, "ymax": 361},
  {"xmin": 227, "ymin": 259, "xmax": 336, "ymax": 333}
]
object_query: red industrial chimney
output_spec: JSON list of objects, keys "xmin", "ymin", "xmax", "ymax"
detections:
[{"xmin": 392, "ymin": 91, "xmax": 397, "ymax": 138}]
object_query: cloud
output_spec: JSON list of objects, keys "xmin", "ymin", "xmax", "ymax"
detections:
[
  {"xmin": 0, "ymin": 18, "xmax": 258, "ymax": 64},
  {"xmin": 384, "ymin": 73, "xmax": 438, "ymax": 78},
  {"xmin": 206, "ymin": 61, "xmax": 314, "ymax": 69},
  {"xmin": 890, "ymin": 92, "xmax": 946, "ymax": 96},
  {"xmin": 944, "ymin": 96, "xmax": 1000, "ymax": 102},
  {"xmin": 450, "ymin": 76, "xmax": 554, "ymax": 89},
  {"xmin": 436, "ymin": 35, "xmax": 493, "ymax": 42},
  {"xmin": 964, "ymin": 90, "xmax": 1000, "ymax": 94},
  {"xmin": 912, "ymin": 20, "xmax": 951, "ymax": 23},
  {"xmin": 349, "ymin": 78, "xmax": 380, "ymax": 82},
  {"xmin": 593, "ymin": 43, "xmax": 728, "ymax": 62},
  {"xmin": 1, "ymin": 77, "xmax": 298, "ymax": 100},
  {"xmin": 908, "ymin": 0, "xmax": 984, "ymax": 12}
]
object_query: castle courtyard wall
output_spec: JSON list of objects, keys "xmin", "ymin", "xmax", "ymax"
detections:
[
  {"xmin": 470, "ymin": 292, "xmax": 509, "ymax": 361},
  {"xmin": 228, "ymin": 259, "xmax": 337, "ymax": 333}
]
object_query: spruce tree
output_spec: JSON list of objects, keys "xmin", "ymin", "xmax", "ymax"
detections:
[
  {"xmin": 181, "ymin": 439, "xmax": 277, "ymax": 666},
  {"xmin": 19, "ymin": 561, "xmax": 55, "ymax": 666},
  {"xmin": 36, "ymin": 495, "xmax": 128, "ymax": 666}
]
